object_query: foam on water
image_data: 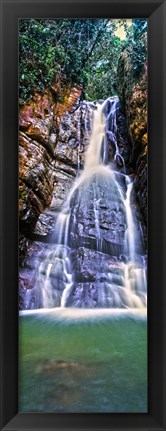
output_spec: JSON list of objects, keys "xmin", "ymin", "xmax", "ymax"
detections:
[{"xmin": 20, "ymin": 307, "xmax": 147, "ymax": 323}]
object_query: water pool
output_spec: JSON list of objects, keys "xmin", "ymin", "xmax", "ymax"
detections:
[{"xmin": 19, "ymin": 308, "xmax": 147, "ymax": 413}]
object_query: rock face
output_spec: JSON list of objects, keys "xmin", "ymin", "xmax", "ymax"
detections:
[
  {"xmin": 69, "ymin": 172, "xmax": 127, "ymax": 255},
  {"xmin": 19, "ymin": 84, "xmax": 82, "ymax": 241},
  {"xmin": 19, "ymin": 132, "xmax": 54, "ymax": 232},
  {"xmin": 68, "ymin": 247, "xmax": 127, "ymax": 308},
  {"xmin": 19, "ymin": 96, "xmax": 147, "ymax": 310},
  {"xmin": 19, "ymin": 86, "xmax": 97, "ymax": 303},
  {"xmin": 117, "ymin": 52, "xmax": 147, "ymax": 240},
  {"xmin": 19, "ymin": 91, "xmax": 131, "ymax": 241}
]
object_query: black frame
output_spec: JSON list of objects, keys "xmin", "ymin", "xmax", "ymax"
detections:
[{"xmin": 0, "ymin": 0, "xmax": 166, "ymax": 430}]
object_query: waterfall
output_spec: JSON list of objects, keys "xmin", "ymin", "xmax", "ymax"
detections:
[
  {"xmin": 105, "ymin": 97, "xmax": 126, "ymax": 173},
  {"xmin": 84, "ymin": 102, "xmax": 105, "ymax": 168},
  {"xmin": 124, "ymin": 177, "xmax": 136, "ymax": 261},
  {"xmin": 93, "ymin": 181, "xmax": 101, "ymax": 251},
  {"xmin": 27, "ymin": 96, "xmax": 147, "ymax": 310}
]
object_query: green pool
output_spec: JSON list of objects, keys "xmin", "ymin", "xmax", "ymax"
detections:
[{"xmin": 19, "ymin": 308, "xmax": 147, "ymax": 413}]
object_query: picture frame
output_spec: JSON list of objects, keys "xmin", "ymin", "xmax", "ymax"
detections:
[{"xmin": 0, "ymin": 0, "xmax": 165, "ymax": 430}]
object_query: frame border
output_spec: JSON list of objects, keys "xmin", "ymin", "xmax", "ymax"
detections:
[{"xmin": 0, "ymin": 0, "xmax": 166, "ymax": 430}]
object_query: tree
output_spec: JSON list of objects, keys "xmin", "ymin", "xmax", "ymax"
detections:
[
  {"xmin": 19, "ymin": 19, "xmax": 112, "ymax": 104},
  {"xmin": 124, "ymin": 19, "xmax": 147, "ymax": 79},
  {"xmin": 19, "ymin": 18, "xmax": 147, "ymax": 104}
]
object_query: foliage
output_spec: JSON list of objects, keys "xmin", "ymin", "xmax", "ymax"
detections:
[
  {"xmin": 19, "ymin": 18, "xmax": 147, "ymax": 104},
  {"xmin": 124, "ymin": 19, "xmax": 147, "ymax": 79},
  {"xmin": 19, "ymin": 19, "xmax": 111, "ymax": 104},
  {"xmin": 85, "ymin": 32, "xmax": 125, "ymax": 100}
]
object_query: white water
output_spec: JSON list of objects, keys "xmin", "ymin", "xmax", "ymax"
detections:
[
  {"xmin": 20, "ymin": 307, "xmax": 147, "ymax": 322},
  {"xmin": 30, "ymin": 97, "xmax": 147, "ymax": 310},
  {"xmin": 57, "ymin": 101, "xmax": 109, "ymax": 307},
  {"xmin": 106, "ymin": 98, "xmax": 126, "ymax": 173},
  {"xmin": 124, "ymin": 177, "xmax": 136, "ymax": 261},
  {"xmin": 42, "ymin": 262, "xmax": 54, "ymax": 308},
  {"xmin": 60, "ymin": 257, "xmax": 73, "ymax": 308},
  {"xmin": 84, "ymin": 102, "xmax": 105, "ymax": 169},
  {"xmin": 93, "ymin": 179, "xmax": 102, "ymax": 251},
  {"xmin": 56, "ymin": 213, "xmax": 70, "ymax": 246}
]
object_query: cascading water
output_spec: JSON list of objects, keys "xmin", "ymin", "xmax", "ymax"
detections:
[
  {"xmin": 106, "ymin": 97, "xmax": 126, "ymax": 173},
  {"xmin": 124, "ymin": 177, "xmax": 136, "ymax": 261},
  {"xmin": 20, "ymin": 96, "xmax": 147, "ymax": 414},
  {"xmin": 29, "ymin": 96, "xmax": 147, "ymax": 310}
]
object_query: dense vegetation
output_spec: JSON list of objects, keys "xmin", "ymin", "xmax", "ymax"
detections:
[{"xmin": 19, "ymin": 18, "xmax": 147, "ymax": 104}]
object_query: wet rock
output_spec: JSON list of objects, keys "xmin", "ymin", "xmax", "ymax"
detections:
[
  {"xmin": 70, "ymin": 247, "xmax": 123, "ymax": 284},
  {"xmin": 50, "ymin": 171, "xmax": 74, "ymax": 211},
  {"xmin": 117, "ymin": 50, "xmax": 147, "ymax": 243},
  {"xmin": 19, "ymin": 268, "xmax": 42, "ymax": 310},
  {"xmin": 105, "ymin": 99, "xmax": 131, "ymax": 170},
  {"xmin": 34, "ymin": 211, "xmax": 56, "ymax": 236},
  {"xmin": 68, "ymin": 138, "xmax": 79, "ymax": 149},
  {"xmin": 55, "ymin": 140, "xmax": 78, "ymax": 167},
  {"xmin": 65, "ymin": 281, "xmax": 126, "ymax": 308},
  {"xmin": 19, "ymin": 234, "xmax": 30, "ymax": 266},
  {"xmin": 54, "ymin": 160, "xmax": 77, "ymax": 177},
  {"xmin": 19, "ymin": 132, "xmax": 55, "ymax": 231},
  {"xmin": 21, "ymin": 241, "xmax": 45, "ymax": 269},
  {"xmin": 134, "ymin": 153, "xmax": 147, "ymax": 225},
  {"xmin": 19, "ymin": 84, "xmax": 82, "ymax": 260},
  {"xmin": 69, "ymin": 175, "xmax": 126, "ymax": 250},
  {"xmin": 58, "ymin": 112, "xmax": 77, "ymax": 143},
  {"xmin": 19, "ymin": 86, "xmax": 147, "ymax": 310},
  {"xmin": 19, "ymin": 242, "xmax": 73, "ymax": 309}
]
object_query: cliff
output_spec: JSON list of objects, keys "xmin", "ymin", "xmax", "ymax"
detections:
[
  {"xmin": 19, "ymin": 72, "xmax": 147, "ymax": 309},
  {"xmin": 117, "ymin": 50, "xmax": 147, "ymax": 241},
  {"xmin": 19, "ymin": 82, "xmax": 82, "ymax": 263},
  {"xmin": 19, "ymin": 96, "xmax": 147, "ymax": 310}
]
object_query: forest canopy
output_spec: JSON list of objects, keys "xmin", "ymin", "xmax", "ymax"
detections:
[{"xmin": 19, "ymin": 18, "xmax": 147, "ymax": 104}]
